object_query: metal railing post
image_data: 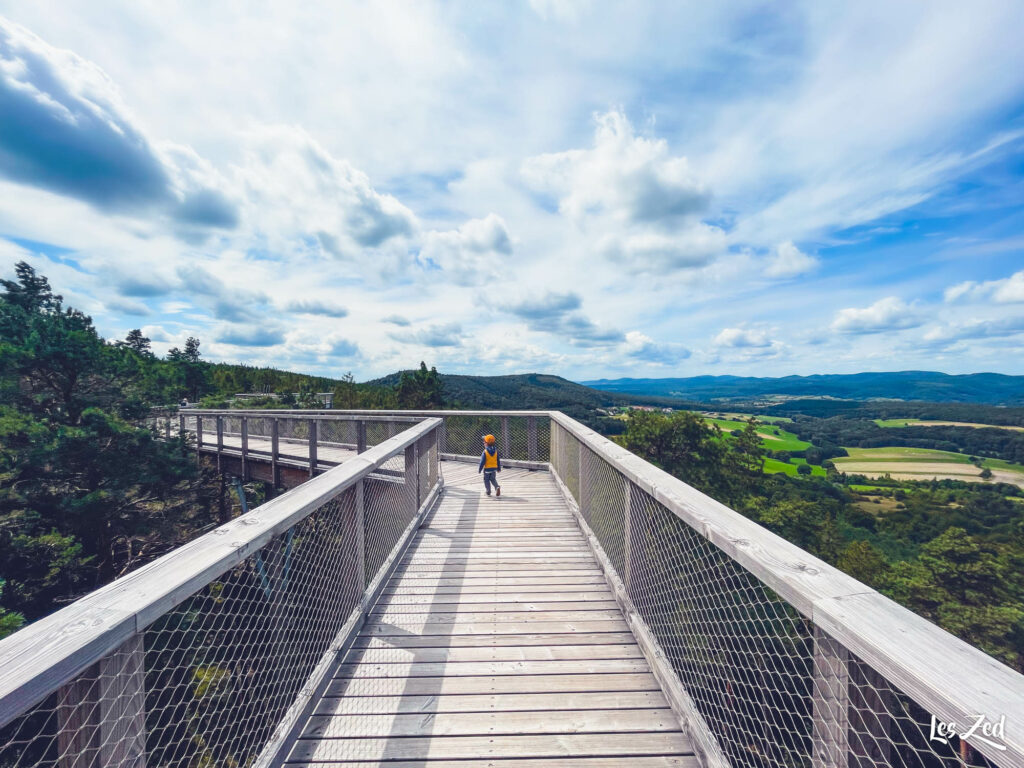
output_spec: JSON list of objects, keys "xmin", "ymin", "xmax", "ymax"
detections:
[
  {"xmin": 501, "ymin": 416, "xmax": 510, "ymax": 459},
  {"xmin": 56, "ymin": 635, "xmax": 146, "ymax": 768},
  {"xmin": 164, "ymin": 417, "xmax": 171, "ymax": 441},
  {"xmin": 355, "ymin": 479, "xmax": 366, "ymax": 588},
  {"xmin": 308, "ymin": 419, "xmax": 318, "ymax": 477},
  {"xmin": 812, "ymin": 627, "xmax": 851, "ymax": 768},
  {"xmin": 241, "ymin": 416, "xmax": 249, "ymax": 481},
  {"xmin": 624, "ymin": 482, "xmax": 633, "ymax": 593},
  {"xmin": 178, "ymin": 412, "xmax": 185, "ymax": 440},
  {"xmin": 271, "ymin": 418, "xmax": 280, "ymax": 488},
  {"xmin": 195, "ymin": 415, "xmax": 203, "ymax": 465},
  {"xmin": 216, "ymin": 416, "xmax": 224, "ymax": 473},
  {"xmin": 405, "ymin": 443, "xmax": 419, "ymax": 508},
  {"xmin": 527, "ymin": 416, "xmax": 537, "ymax": 461},
  {"xmin": 578, "ymin": 438, "xmax": 587, "ymax": 512},
  {"xmin": 356, "ymin": 420, "xmax": 367, "ymax": 454}
]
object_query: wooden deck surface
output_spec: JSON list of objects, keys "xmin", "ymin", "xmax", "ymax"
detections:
[{"xmin": 282, "ymin": 460, "xmax": 696, "ymax": 766}]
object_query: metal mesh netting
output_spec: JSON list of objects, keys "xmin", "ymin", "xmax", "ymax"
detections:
[
  {"xmin": 438, "ymin": 414, "xmax": 549, "ymax": 462},
  {"xmin": 0, "ymin": 428, "xmax": 440, "ymax": 768},
  {"xmin": 552, "ymin": 422, "xmax": 1002, "ymax": 768},
  {"xmin": 180, "ymin": 415, "xmax": 420, "ymax": 472}
]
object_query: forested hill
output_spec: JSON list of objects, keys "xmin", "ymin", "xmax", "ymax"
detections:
[
  {"xmin": 583, "ymin": 371, "xmax": 1024, "ymax": 405},
  {"xmin": 368, "ymin": 371, "xmax": 689, "ymax": 415}
]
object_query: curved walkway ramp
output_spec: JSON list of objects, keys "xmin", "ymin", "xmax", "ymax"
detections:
[{"xmin": 284, "ymin": 462, "xmax": 695, "ymax": 766}]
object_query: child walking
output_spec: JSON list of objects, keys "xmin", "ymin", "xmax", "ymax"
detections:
[{"xmin": 478, "ymin": 434, "xmax": 502, "ymax": 496}]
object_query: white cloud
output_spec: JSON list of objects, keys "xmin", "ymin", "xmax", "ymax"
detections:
[
  {"xmin": 764, "ymin": 241, "xmax": 819, "ymax": 278},
  {"xmin": 831, "ymin": 297, "xmax": 922, "ymax": 335},
  {"xmin": 713, "ymin": 327, "xmax": 773, "ymax": 348},
  {"xmin": 623, "ymin": 331, "xmax": 690, "ymax": 365},
  {"xmin": 420, "ymin": 214, "xmax": 512, "ymax": 285},
  {"xmin": 523, "ymin": 110, "xmax": 708, "ymax": 228},
  {"xmin": 599, "ymin": 226, "xmax": 726, "ymax": 273},
  {"xmin": 944, "ymin": 270, "xmax": 1024, "ymax": 304},
  {"xmin": 237, "ymin": 125, "xmax": 416, "ymax": 263}
]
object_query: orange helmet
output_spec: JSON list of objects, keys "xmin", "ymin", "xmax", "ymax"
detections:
[{"xmin": 483, "ymin": 434, "xmax": 496, "ymax": 444}]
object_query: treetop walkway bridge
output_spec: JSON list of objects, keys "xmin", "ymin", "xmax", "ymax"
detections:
[{"xmin": 0, "ymin": 411, "xmax": 1021, "ymax": 768}]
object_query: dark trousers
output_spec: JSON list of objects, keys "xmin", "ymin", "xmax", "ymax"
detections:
[{"xmin": 483, "ymin": 469, "xmax": 500, "ymax": 494}]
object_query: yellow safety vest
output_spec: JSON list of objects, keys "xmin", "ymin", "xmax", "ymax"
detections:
[{"xmin": 483, "ymin": 449, "xmax": 498, "ymax": 469}]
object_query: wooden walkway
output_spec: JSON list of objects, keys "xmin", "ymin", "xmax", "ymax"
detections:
[
  {"xmin": 197, "ymin": 431, "xmax": 360, "ymax": 467},
  {"xmin": 282, "ymin": 461, "xmax": 696, "ymax": 766}
]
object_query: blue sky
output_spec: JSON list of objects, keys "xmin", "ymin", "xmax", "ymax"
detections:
[{"xmin": 1, "ymin": 1, "xmax": 1023, "ymax": 380}]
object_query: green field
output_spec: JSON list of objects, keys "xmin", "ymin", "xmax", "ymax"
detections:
[
  {"xmin": 764, "ymin": 457, "xmax": 826, "ymax": 477},
  {"xmin": 874, "ymin": 418, "xmax": 922, "ymax": 427},
  {"xmin": 840, "ymin": 446, "xmax": 972, "ymax": 463},
  {"xmin": 701, "ymin": 416, "xmax": 811, "ymax": 452}
]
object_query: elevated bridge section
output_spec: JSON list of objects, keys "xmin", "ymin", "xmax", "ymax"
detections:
[{"xmin": 1, "ymin": 411, "xmax": 1021, "ymax": 768}]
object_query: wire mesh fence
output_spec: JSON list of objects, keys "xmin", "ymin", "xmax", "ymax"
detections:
[
  {"xmin": 436, "ymin": 413, "xmax": 549, "ymax": 463},
  {"xmin": 551, "ymin": 419, "xmax": 1011, "ymax": 768},
  {"xmin": 0, "ymin": 422, "xmax": 441, "ymax": 768}
]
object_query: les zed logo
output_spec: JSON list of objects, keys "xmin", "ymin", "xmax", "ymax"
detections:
[{"xmin": 930, "ymin": 714, "xmax": 1007, "ymax": 751}]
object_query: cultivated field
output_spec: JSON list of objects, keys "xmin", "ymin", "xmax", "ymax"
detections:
[
  {"xmin": 875, "ymin": 418, "xmax": 1024, "ymax": 432},
  {"xmin": 833, "ymin": 447, "xmax": 1024, "ymax": 487},
  {"xmin": 701, "ymin": 415, "xmax": 810, "ymax": 451}
]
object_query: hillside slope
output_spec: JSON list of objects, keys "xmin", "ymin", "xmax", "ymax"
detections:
[{"xmin": 368, "ymin": 371, "xmax": 642, "ymax": 412}]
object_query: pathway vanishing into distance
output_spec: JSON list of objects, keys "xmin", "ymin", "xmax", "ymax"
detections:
[{"xmin": 282, "ymin": 460, "xmax": 696, "ymax": 766}]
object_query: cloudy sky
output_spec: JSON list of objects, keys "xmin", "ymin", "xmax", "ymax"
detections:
[{"xmin": 1, "ymin": 1, "xmax": 1023, "ymax": 381}]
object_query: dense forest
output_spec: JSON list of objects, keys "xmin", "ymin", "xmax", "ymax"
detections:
[{"xmin": 620, "ymin": 411, "xmax": 1024, "ymax": 671}]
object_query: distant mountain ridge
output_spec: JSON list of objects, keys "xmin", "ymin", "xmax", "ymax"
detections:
[{"xmin": 581, "ymin": 371, "xmax": 1024, "ymax": 405}]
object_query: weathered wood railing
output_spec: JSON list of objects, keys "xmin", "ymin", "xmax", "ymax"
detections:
[{"xmin": 0, "ymin": 418, "xmax": 442, "ymax": 768}]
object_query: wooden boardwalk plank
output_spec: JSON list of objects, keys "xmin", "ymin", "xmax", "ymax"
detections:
[
  {"xmin": 324, "ymin": 672, "xmax": 663, "ymax": 697},
  {"xmin": 287, "ymin": 732, "xmax": 693, "ymax": 762},
  {"xmin": 335, "ymin": 659, "xmax": 652, "ymax": 678},
  {"xmin": 312, "ymin": 690, "xmax": 669, "ymax": 716},
  {"xmin": 301, "ymin": 708, "xmax": 679, "ymax": 738},
  {"xmin": 285, "ymin": 758, "xmax": 697, "ymax": 768},
  {"xmin": 349, "ymin": 632, "xmax": 640, "ymax": 649},
  {"xmin": 362, "ymin": 621, "xmax": 631, "ymax": 635},
  {"xmin": 340, "ymin": 644, "xmax": 644, "ymax": 664}
]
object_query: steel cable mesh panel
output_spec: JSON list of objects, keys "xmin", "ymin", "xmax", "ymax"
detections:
[
  {"xmin": 552, "ymin": 423, "xmax": 580, "ymax": 503},
  {"xmin": 0, "ymin": 488, "xmax": 363, "ymax": 768},
  {"xmin": 143, "ymin": 486, "xmax": 361, "ymax": 768},
  {"xmin": 578, "ymin": 443, "xmax": 628, "ymax": 577},
  {"xmin": 362, "ymin": 473, "xmax": 415, "ymax": 583},
  {"xmin": 0, "ymin": 640, "xmax": 147, "ymax": 768},
  {"xmin": 441, "ymin": 415, "xmax": 503, "ymax": 458},
  {"xmin": 626, "ymin": 481, "xmax": 816, "ymax": 768},
  {"xmin": 318, "ymin": 419, "xmax": 356, "ymax": 447},
  {"xmin": 557, "ymin": 423, "xmax": 1007, "ymax": 768},
  {"xmin": 364, "ymin": 420, "xmax": 406, "ymax": 449},
  {"xmin": 436, "ymin": 415, "xmax": 546, "ymax": 462},
  {"xmin": 246, "ymin": 416, "xmax": 274, "ymax": 441}
]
